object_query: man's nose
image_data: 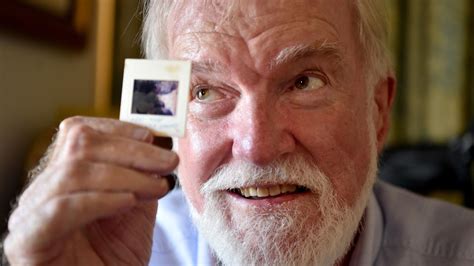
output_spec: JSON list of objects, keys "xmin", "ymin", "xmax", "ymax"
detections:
[{"xmin": 230, "ymin": 96, "xmax": 296, "ymax": 166}]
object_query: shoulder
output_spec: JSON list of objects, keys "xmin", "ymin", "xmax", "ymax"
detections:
[{"xmin": 374, "ymin": 181, "xmax": 474, "ymax": 265}]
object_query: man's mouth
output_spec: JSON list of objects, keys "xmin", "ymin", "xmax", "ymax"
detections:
[{"xmin": 229, "ymin": 184, "xmax": 309, "ymax": 199}]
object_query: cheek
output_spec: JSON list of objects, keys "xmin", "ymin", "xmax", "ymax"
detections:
[
  {"xmin": 330, "ymin": 118, "xmax": 374, "ymax": 204},
  {"xmin": 299, "ymin": 102, "xmax": 374, "ymax": 206},
  {"xmin": 177, "ymin": 117, "xmax": 231, "ymax": 212}
]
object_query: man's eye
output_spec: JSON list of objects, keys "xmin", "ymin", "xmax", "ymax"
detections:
[
  {"xmin": 192, "ymin": 86, "xmax": 224, "ymax": 102},
  {"xmin": 293, "ymin": 75, "xmax": 325, "ymax": 91},
  {"xmin": 197, "ymin": 88, "xmax": 210, "ymax": 100}
]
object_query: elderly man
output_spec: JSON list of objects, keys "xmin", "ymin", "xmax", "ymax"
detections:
[{"xmin": 4, "ymin": 0, "xmax": 474, "ymax": 265}]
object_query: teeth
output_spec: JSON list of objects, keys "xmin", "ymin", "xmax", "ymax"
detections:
[
  {"xmin": 257, "ymin": 187, "xmax": 269, "ymax": 197},
  {"xmin": 239, "ymin": 185, "xmax": 298, "ymax": 198},
  {"xmin": 269, "ymin": 186, "xmax": 281, "ymax": 196},
  {"xmin": 249, "ymin": 187, "xmax": 257, "ymax": 197}
]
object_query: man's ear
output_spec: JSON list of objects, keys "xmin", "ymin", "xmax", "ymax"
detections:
[{"xmin": 373, "ymin": 74, "xmax": 396, "ymax": 153}]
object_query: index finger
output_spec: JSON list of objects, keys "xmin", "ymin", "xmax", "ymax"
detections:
[{"xmin": 59, "ymin": 116, "xmax": 154, "ymax": 142}]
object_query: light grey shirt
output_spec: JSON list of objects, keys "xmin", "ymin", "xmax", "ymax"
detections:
[
  {"xmin": 150, "ymin": 181, "xmax": 474, "ymax": 265},
  {"xmin": 354, "ymin": 182, "xmax": 474, "ymax": 265}
]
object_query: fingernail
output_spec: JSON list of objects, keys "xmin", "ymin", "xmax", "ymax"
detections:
[
  {"xmin": 165, "ymin": 152, "xmax": 178, "ymax": 164},
  {"xmin": 133, "ymin": 128, "xmax": 151, "ymax": 141}
]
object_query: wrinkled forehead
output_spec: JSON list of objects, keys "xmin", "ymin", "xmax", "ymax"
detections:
[{"xmin": 167, "ymin": 0, "xmax": 357, "ymax": 47}]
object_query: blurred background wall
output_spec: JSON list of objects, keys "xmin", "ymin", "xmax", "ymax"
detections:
[
  {"xmin": 0, "ymin": 0, "xmax": 473, "ymax": 235},
  {"xmin": 379, "ymin": 0, "xmax": 474, "ymax": 208},
  {"xmin": 0, "ymin": 0, "xmax": 99, "ymax": 236},
  {"xmin": 386, "ymin": 0, "xmax": 474, "ymax": 144},
  {"xmin": 0, "ymin": 29, "xmax": 97, "ymax": 238},
  {"xmin": 0, "ymin": 0, "xmax": 142, "ymax": 235}
]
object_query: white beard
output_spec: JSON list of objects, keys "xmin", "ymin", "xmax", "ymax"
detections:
[{"xmin": 185, "ymin": 147, "xmax": 378, "ymax": 266}]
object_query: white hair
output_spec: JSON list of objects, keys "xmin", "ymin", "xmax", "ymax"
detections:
[
  {"xmin": 355, "ymin": 0, "xmax": 393, "ymax": 90},
  {"xmin": 141, "ymin": 0, "xmax": 173, "ymax": 59},
  {"xmin": 141, "ymin": 0, "xmax": 392, "ymax": 89}
]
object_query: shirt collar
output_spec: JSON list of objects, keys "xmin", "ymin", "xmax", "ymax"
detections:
[{"xmin": 349, "ymin": 189, "xmax": 384, "ymax": 266}]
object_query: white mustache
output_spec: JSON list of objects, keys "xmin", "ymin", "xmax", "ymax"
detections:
[{"xmin": 201, "ymin": 155, "xmax": 329, "ymax": 196}]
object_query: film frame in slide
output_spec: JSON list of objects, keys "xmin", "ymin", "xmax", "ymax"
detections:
[{"xmin": 120, "ymin": 59, "xmax": 191, "ymax": 137}]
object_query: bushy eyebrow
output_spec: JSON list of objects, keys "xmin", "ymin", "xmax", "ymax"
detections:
[
  {"xmin": 269, "ymin": 41, "xmax": 344, "ymax": 70},
  {"xmin": 190, "ymin": 41, "xmax": 344, "ymax": 75},
  {"xmin": 192, "ymin": 59, "xmax": 227, "ymax": 75}
]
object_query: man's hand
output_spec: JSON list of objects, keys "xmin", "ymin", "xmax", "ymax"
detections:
[{"xmin": 3, "ymin": 116, "xmax": 179, "ymax": 265}]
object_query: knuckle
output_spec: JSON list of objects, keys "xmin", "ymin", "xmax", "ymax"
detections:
[
  {"xmin": 46, "ymin": 197, "xmax": 70, "ymax": 217},
  {"xmin": 7, "ymin": 210, "xmax": 19, "ymax": 231},
  {"xmin": 24, "ymin": 161, "xmax": 82, "ymax": 203},
  {"xmin": 3, "ymin": 234, "xmax": 16, "ymax": 259},
  {"xmin": 68, "ymin": 123, "xmax": 93, "ymax": 140},
  {"xmin": 59, "ymin": 116, "xmax": 85, "ymax": 131},
  {"xmin": 65, "ymin": 124, "xmax": 96, "ymax": 160},
  {"xmin": 60, "ymin": 159, "xmax": 85, "ymax": 178},
  {"xmin": 90, "ymin": 162, "xmax": 106, "ymax": 178},
  {"xmin": 51, "ymin": 161, "xmax": 85, "ymax": 190}
]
